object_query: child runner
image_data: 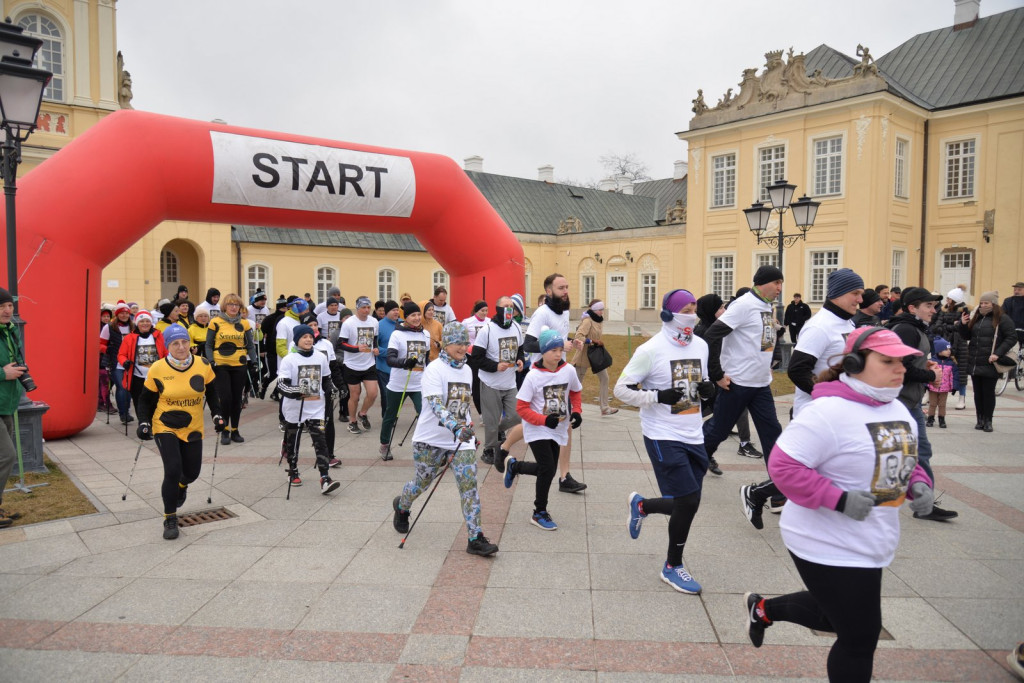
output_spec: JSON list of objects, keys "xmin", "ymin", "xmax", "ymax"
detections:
[
  {"xmin": 614, "ymin": 289, "xmax": 717, "ymax": 593},
  {"xmin": 136, "ymin": 324, "xmax": 225, "ymax": 539},
  {"xmin": 277, "ymin": 324, "xmax": 341, "ymax": 494},
  {"xmin": 392, "ymin": 322, "xmax": 498, "ymax": 556},
  {"xmin": 504, "ymin": 329, "xmax": 583, "ymax": 531},
  {"xmin": 379, "ymin": 301, "xmax": 430, "ymax": 460}
]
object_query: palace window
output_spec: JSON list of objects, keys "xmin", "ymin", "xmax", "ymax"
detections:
[
  {"xmin": 711, "ymin": 153, "xmax": 736, "ymax": 207},
  {"xmin": 18, "ymin": 14, "xmax": 64, "ymax": 101},
  {"xmin": 813, "ymin": 136, "xmax": 843, "ymax": 196},
  {"xmin": 945, "ymin": 139, "xmax": 976, "ymax": 199}
]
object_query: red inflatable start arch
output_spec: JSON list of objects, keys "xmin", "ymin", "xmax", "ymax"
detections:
[{"xmin": 1, "ymin": 111, "xmax": 524, "ymax": 438}]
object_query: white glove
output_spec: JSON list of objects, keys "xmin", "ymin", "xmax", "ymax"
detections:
[{"xmin": 909, "ymin": 482, "xmax": 934, "ymax": 516}]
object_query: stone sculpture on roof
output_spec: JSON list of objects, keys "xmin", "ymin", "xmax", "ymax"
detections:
[
  {"xmin": 666, "ymin": 200, "xmax": 687, "ymax": 225},
  {"xmin": 557, "ymin": 216, "xmax": 583, "ymax": 234}
]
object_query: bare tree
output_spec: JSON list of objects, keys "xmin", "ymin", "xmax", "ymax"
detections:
[
  {"xmin": 556, "ymin": 176, "xmax": 600, "ymax": 189},
  {"xmin": 599, "ymin": 152, "xmax": 652, "ymax": 182}
]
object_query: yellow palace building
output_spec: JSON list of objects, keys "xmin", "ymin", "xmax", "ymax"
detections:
[{"xmin": 9, "ymin": 1, "xmax": 1023, "ymax": 319}]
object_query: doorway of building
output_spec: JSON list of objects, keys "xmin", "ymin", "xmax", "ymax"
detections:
[
  {"xmin": 939, "ymin": 251, "xmax": 973, "ymax": 301},
  {"xmin": 607, "ymin": 273, "xmax": 626, "ymax": 321},
  {"xmin": 160, "ymin": 239, "xmax": 201, "ymax": 302}
]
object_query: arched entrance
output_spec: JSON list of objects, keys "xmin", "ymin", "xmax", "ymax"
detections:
[
  {"xmin": 5, "ymin": 110, "xmax": 524, "ymax": 438},
  {"xmin": 160, "ymin": 238, "xmax": 201, "ymax": 301}
]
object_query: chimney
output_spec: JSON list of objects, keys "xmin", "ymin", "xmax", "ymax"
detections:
[
  {"xmin": 538, "ymin": 164, "xmax": 555, "ymax": 183},
  {"xmin": 598, "ymin": 177, "xmax": 617, "ymax": 192},
  {"xmin": 953, "ymin": 0, "xmax": 979, "ymax": 29},
  {"xmin": 464, "ymin": 155, "xmax": 484, "ymax": 172},
  {"xmin": 673, "ymin": 160, "xmax": 688, "ymax": 180},
  {"xmin": 615, "ymin": 174, "xmax": 634, "ymax": 195}
]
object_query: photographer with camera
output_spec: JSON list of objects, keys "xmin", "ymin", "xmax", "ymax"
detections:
[{"xmin": 0, "ymin": 288, "xmax": 32, "ymax": 528}]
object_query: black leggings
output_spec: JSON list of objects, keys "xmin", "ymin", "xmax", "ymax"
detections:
[
  {"xmin": 515, "ymin": 439, "xmax": 559, "ymax": 512},
  {"xmin": 971, "ymin": 375, "xmax": 998, "ymax": 421},
  {"xmin": 641, "ymin": 492, "xmax": 701, "ymax": 566},
  {"xmin": 764, "ymin": 553, "xmax": 882, "ymax": 683},
  {"xmin": 215, "ymin": 365, "xmax": 247, "ymax": 430},
  {"xmin": 154, "ymin": 433, "xmax": 203, "ymax": 515}
]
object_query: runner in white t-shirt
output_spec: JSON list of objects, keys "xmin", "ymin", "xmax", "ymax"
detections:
[
  {"xmin": 313, "ymin": 286, "xmax": 343, "ymax": 317},
  {"xmin": 316, "ymin": 297, "xmax": 344, "ymax": 346},
  {"xmin": 430, "ymin": 286, "xmax": 455, "ymax": 326},
  {"xmin": 379, "ymin": 301, "xmax": 431, "ymax": 460},
  {"xmin": 391, "ymin": 321, "xmax": 499, "ymax": 557},
  {"xmin": 337, "ymin": 296, "xmax": 380, "ymax": 435},
  {"xmin": 615, "ymin": 289, "xmax": 717, "ymax": 595},
  {"xmin": 523, "ymin": 273, "xmax": 587, "ymax": 494},
  {"xmin": 743, "ymin": 326, "xmax": 935, "ymax": 682}
]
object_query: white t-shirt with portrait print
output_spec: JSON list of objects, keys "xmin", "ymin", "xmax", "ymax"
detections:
[
  {"xmin": 277, "ymin": 350, "xmax": 332, "ymax": 423},
  {"xmin": 339, "ymin": 315, "xmax": 379, "ymax": 371},
  {"xmin": 717, "ymin": 291, "xmax": 776, "ymax": 387},
  {"xmin": 476, "ymin": 319, "xmax": 524, "ymax": 391},
  {"xmin": 317, "ymin": 310, "xmax": 343, "ymax": 345},
  {"xmin": 431, "ymin": 302, "xmax": 455, "ymax": 327},
  {"xmin": 133, "ymin": 336, "xmax": 159, "ymax": 379},
  {"xmin": 776, "ymin": 394, "xmax": 918, "ymax": 568},
  {"xmin": 525, "ymin": 304, "xmax": 570, "ymax": 366},
  {"xmin": 412, "ymin": 359, "xmax": 477, "ymax": 451},
  {"xmin": 387, "ymin": 327, "xmax": 431, "ymax": 393},
  {"xmin": 792, "ymin": 309, "xmax": 855, "ymax": 416},
  {"xmin": 516, "ymin": 362, "xmax": 582, "ymax": 447}
]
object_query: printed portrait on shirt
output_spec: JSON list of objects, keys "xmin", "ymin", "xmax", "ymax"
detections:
[
  {"xmin": 760, "ymin": 312, "xmax": 777, "ymax": 352},
  {"xmin": 297, "ymin": 364, "xmax": 322, "ymax": 398},
  {"xmin": 356, "ymin": 327, "xmax": 375, "ymax": 348},
  {"xmin": 445, "ymin": 381, "xmax": 471, "ymax": 420},
  {"xmin": 406, "ymin": 340, "xmax": 427, "ymax": 368},
  {"xmin": 542, "ymin": 383, "xmax": 568, "ymax": 418},
  {"xmin": 866, "ymin": 421, "xmax": 917, "ymax": 505},
  {"xmin": 136, "ymin": 344, "xmax": 159, "ymax": 367},
  {"xmin": 669, "ymin": 359, "xmax": 702, "ymax": 415},
  {"xmin": 434, "ymin": 310, "xmax": 448, "ymax": 325},
  {"xmin": 255, "ymin": 313, "xmax": 266, "ymax": 327},
  {"xmin": 498, "ymin": 336, "xmax": 518, "ymax": 364},
  {"xmin": 327, "ymin": 320, "xmax": 341, "ymax": 343}
]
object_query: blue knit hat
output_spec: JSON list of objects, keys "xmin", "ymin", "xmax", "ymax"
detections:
[
  {"xmin": 293, "ymin": 324, "xmax": 314, "ymax": 344},
  {"xmin": 510, "ymin": 293, "xmax": 525, "ymax": 315},
  {"xmin": 933, "ymin": 337, "xmax": 951, "ymax": 355},
  {"xmin": 441, "ymin": 321, "xmax": 469, "ymax": 346},
  {"xmin": 826, "ymin": 268, "xmax": 865, "ymax": 300},
  {"xmin": 162, "ymin": 324, "xmax": 190, "ymax": 345},
  {"xmin": 290, "ymin": 298, "xmax": 308, "ymax": 314},
  {"xmin": 539, "ymin": 329, "xmax": 564, "ymax": 354}
]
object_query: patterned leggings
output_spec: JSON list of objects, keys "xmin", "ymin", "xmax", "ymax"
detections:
[{"xmin": 401, "ymin": 442, "xmax": 481, "ymax": 539}]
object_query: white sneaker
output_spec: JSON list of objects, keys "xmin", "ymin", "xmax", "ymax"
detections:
[{"xmin": 955, "ymin": 395, "xmax": 966, "ymax": 410}]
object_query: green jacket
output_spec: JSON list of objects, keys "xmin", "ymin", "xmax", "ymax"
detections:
[{"xmin": 0, "ymin": 322, "xmax": 25, "ymax": 415}]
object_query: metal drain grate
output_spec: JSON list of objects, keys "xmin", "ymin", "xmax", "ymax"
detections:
[
  {"xmin": 177, "ymin": 507, "xmax": 237, "ymax": 527},
  {"xmin": 813, "ymin": 626, "xmax": 894, "ymax": 641}
]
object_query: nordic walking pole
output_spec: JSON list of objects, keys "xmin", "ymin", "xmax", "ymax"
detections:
[
  {"xmin": 122, "ymin": 439, "xmax": 145, "ymax": 501},
  {"xmin": 398, "ymin": 413, "xmax": 419, "ymax": 447},
  {"xmin": 286, "ymin": 395, "xmax": 306, "ymax": 501},
  {"xmin": 383, "ymin": 371, "xmax": 411, "ymax": 460},
  {"xmin": 206, "ymin": 431, "xmax": 220, "ymax": 504},
  {"xmin": 399, "ymin": 433, "xmax": 459, "ymax": 549}
]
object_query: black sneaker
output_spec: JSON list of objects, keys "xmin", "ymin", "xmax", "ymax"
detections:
[
  {"xmin": 708, "ymin": 456, "xmax": 723, "ymax": 476},
  {"xmin": 320, "ymin": 477, "xmax": 341, "ymax": 495},
  {"xmin": 926, "ymin": 416, "xmax": 935, "ymax": 427},
  {"xmin": 348, "ymin": 422, "xmax": 361, "ymax": 435},
  {"xmin": 231, "ymin": 431, "xmax": 245, "ymax": 443},
  {"xmin": 176, "ymin": 483, "xmax": 187, "ymax": 509},
  {"xmin": 744, "ymin": 592, "xmax": 771, "ymax": 647},
  {"xmin": 467, "ymin": 533, "xmax": 499, "ymax": 556},
  {"xmin": 163, "ymin": 515, "xmax": 180, "ymax": 540},
  {"xmin": 914, "ymin": 504, "xmax": 959, "ymax": 521},
  {"xmin": 480, "ymin": 449, "xmax": 495, "ymax": 465},
  {"xmin": 494, "ymin": 448, "xmax": 509, "ymax": 474},
  {"xmin": 737, "ymin": 442, "xmax": 763, "ymax": 458},
  {"xmin": 559, "ymin": 472, "xmax": 587, "ymax": 493},
  {"xmin": 498, "ymin": 430, "xmax": 507, "ymax": 444},
  {"xmin": 220, "ymin": 431, "xmax": 231, "ymax": 445},
  {"xmin": 767, "ymin": 495, "xmax": 787, "ymax": 514},
  {"xmin": 393, "ymin": 496, "xmax": 410, "ymax": 534},
  {"xmin": 739, "ymin": 484, "xmax": 765, "ymax": 530},
  {"xmin": 359, "ymin": 414, "xmax": 372, "ymax": 431}
]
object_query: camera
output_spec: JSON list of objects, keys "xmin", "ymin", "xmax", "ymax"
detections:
[{"xmin": 17, "ymin": 365, "xmax": 36, "ymax": 393}]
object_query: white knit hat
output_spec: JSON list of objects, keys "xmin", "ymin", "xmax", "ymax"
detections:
[{"xmin": 946, "ymin": 287, "xmax": 965, "ymax": 304}]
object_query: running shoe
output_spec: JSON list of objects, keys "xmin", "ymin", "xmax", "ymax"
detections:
[
  {"xmin": 392, "ymin": 496, "xmax": 410, "ymax": 534},
  {"xmin": 559, "ymin": 472, "xmax": 587, "ymax": 493},
  {"xmin": 744, "ymin": 592, "xmax": 771, "ymax": 647},
  {"xmin": 347, "ymin": 422, "xmax": 361, "ymax": 434},
  {"xmin": 661, "ymin": 562, "xmax": 701, "ymax": 594},
  {"xmin": 530, "ymin": 510, "xmax": 558, "ymax": 531},
  {"xmin": 466, "ymin": 533, "xmax": 499, "ymax": 556},
  {"xmin": 740, "ymin": 484, "xmax": 764, "ymax": 530},
  {"xmin": 627, "ymin": 492, "xmax": 646, "ymax": 539},
  {"xmin": 359, "ymin": 414, "xmax": 372, "ymax": 430},
  {"xmin": 504, "ymin": 458, "xmax": 517, "ymax": 489},
  {"xmin": 320, "ymin": 477, "xmax": 340, "ymax": 495}
]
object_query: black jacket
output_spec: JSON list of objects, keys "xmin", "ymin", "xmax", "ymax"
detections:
[
  {"xmin": 931, "ymin": 304, "xmax": 970, "ymax": 386},
  {"xmin": 784, "ymin": 301, "xmax": 812, "ymax": 328},
  {"xmin": 955, "ymin": 313, "xmax": 1017, "ymax": 378},
  {"xmin": 852, "ymin": 310, "xmax": 880, "ymax": 328},
  {"xmin": 1002, "ymin": 295, "xmax": 1024, "ymax": 330},
  {"xmin": 888, "ymin": 312, "xmax": 937, "ymax": 409}
]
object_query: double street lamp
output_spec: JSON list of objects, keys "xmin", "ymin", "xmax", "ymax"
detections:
[
  {"xmin": 0, "ymin": 17, "xmax": 52, "ymax": 494},
  {"xmin": 743, "ymin": 179, "xmax": 820, "ymax": 322}
]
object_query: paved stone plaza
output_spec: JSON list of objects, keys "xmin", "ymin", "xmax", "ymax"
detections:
[{"xmin": 1, "ymin": 384, "xmax": 1021, "ymax": 681}]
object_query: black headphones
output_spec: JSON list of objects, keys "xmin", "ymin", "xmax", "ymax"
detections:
[
  {"xmin": 841, "ymin": 326, "xmax": 887, "ymax": 375},
  {"xmin": 660, "ymin": 289, "xmax": 693, "ymax": 323}
]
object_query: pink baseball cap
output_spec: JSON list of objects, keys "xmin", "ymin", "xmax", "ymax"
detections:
[{"xmin": 843, "ymin": 326, "xmax": 922, "ymax": 358}]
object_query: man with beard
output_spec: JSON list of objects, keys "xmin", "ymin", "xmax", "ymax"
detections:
[
  {"xmin": 523, "ymin": 274, "xmax": 586, "ymax": 493},
  {"xmin": 469, "ymin": 295, "xmax": 525, "ymax": 467}
]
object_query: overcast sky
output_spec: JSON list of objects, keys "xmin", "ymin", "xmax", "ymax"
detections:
[{"xmin": 117, "ymin": 0, "xmax": 1022, "ymax": 184}]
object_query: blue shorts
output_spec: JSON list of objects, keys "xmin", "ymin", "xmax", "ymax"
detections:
[{"xmin": 643, "ymin": 437, "xmax": 708, "ymax": 498}]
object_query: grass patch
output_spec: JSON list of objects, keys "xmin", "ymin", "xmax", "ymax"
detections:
[
  {"xmin": 574, "ymin": 333, "xmax": 796, "ymax": 411},
  {"xmin": 4, "ymin": 455, "xmax": 98, "ymax": 526}
]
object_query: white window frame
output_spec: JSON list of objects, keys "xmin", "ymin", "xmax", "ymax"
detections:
[
  {"xmin": 890, "ymin": 250, "xmax": 907, "ymax": 291},
  {"xmin": 315, "ymin": 265, "xmax": 337, "ymax": 304},
  {"xmin": 756, "ymin": 143, "xmax": 787, "ymax": 202},
  {"xmin": 708, "ymin": 253, "xmax": 735, "ymax": 300},
  {"xmin": 377, "ymin": 267, "xmax": 397, "ymax": 302},
  {"xmin": 709, "ymin": 151, "xmax": 737, "ymax": 208},
  {"xmin": 160, "ymin": 249, "xmax": 179, "ymax": 285},
  {"xmin": 894, "ymin": 137, "xmax": 910, "ymax": 200},
  {"xmin": 581, "ymin": 274, "xmax": 595, "ymax": 306},
  {"xmin": 17, "ymin": 13, "xmax": 66, "ymax": 102},
  {"xmin": 246, "ymin": 263, "xmax": 270, "ymax": 301},
  {"xmin": 942, "ymin": 136, "xmax": 978, "ymax": 200},
  {"xmin": 753, "ymin": 251, "xmax": 780, "ymax": 273},
  {"xmin": 432, "ymin": 270, "xmax": 449, "ymax": 293},
  {"xmin": 639, "ymin": 272, "xmax": 658, "ymax": 309},
  {"xmin": 806, "ymin": 248, "xmax": 843, "ymax": 303},
  {"xmin": 808, "ymin": 132, "xmax": 846, "ymax": 198},
  {"xmin": 942, "ymin": 251, "xmax": 973, "ymax": 270}
]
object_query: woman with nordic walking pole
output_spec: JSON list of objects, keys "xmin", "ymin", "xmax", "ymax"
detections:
[
  {"xmin": 379, "ymin": 301, "xmax": 430, "ymax": 460},
  {"xmin": 135, "ymin": 324, "xmax": 225, "ymax": 540},
  {"xmin": 392, "ymin": 322, "xmax": 498, "ymax": 556}
]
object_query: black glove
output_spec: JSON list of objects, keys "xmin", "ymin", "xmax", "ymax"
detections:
[
  {"xmin": 136, "ymin": 422, "xmax": 152, "ymax": 440},
  {"xmin": 570, "ymin": 412, "xmax": 582, "ymax": 429},
  {"xmin": 697, "ymin": 381, "xmax": 716, "ymax": 401},
  {"xmin": 122, "ymin": 359, "xmax": 133, "ymax": 373},
  {"xmin": 657, "ymin": 387, "xmax": 685, "ymax": 405},
  {"xmin": 544, "ymin": 413, "xmax": 560, "ymax": 429},
  {"xmin": 213, "ymin": 415, "xmax": 226, "ymax": 433},
  {"xmin": 404, "ymin": 356, "xmax": 418, "ymax": 370},
  {"xmin": 248, "ymin": 360, "xmax": 258, "ymax": 372}
]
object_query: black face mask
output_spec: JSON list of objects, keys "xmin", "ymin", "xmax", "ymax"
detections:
[
  {"xmin": 546, "ymin": 295, "xmax": 570, "ymax": 315},
  {"xmin": 588, "ymin": 311, "xmax": 603, "ymax": 323},
  {"xmin": 492, "ymin": 307, "xmax": 514, "ymax": 329}
]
